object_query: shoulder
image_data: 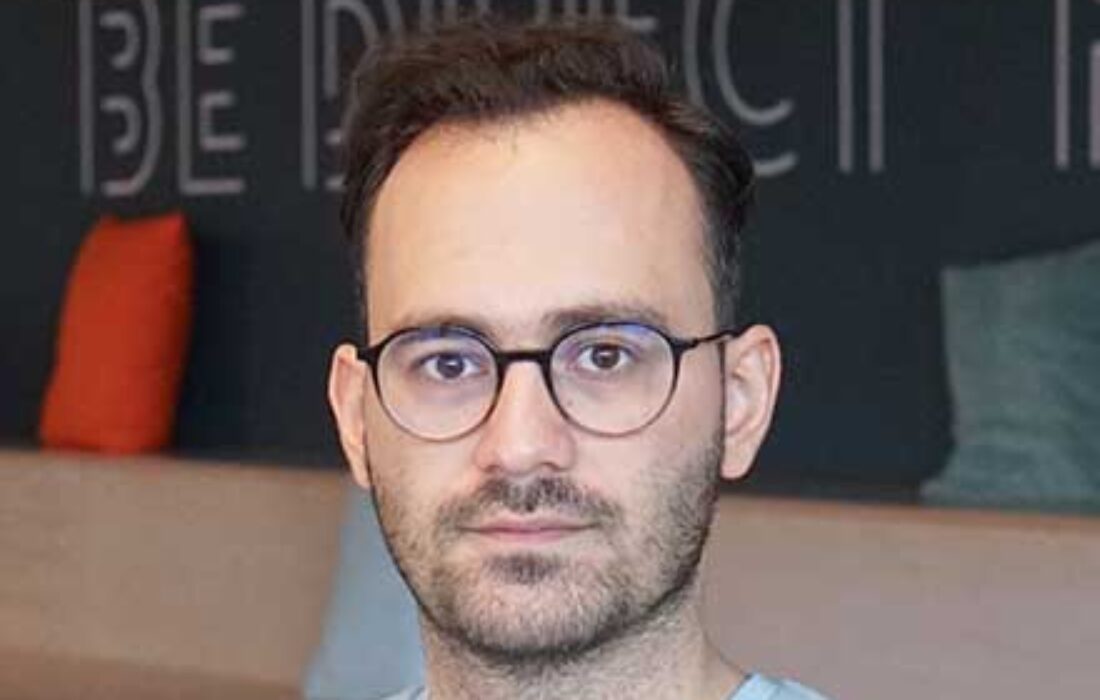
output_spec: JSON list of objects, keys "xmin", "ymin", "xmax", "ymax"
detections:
[
  {"xmin": 730, "ymin": 674, "xmax": 834, "ymax": 700},
  {"xmin": 373, "ymin": 688, "xmax": 425, "ymax": 700}
]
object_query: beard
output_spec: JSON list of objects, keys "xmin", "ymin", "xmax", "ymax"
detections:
[{"xmin": 369, "ymin": 427, "xmax": 723, "ymax": 670}]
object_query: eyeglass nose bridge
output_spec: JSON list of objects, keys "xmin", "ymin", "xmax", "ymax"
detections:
[{"xmin": 481, "ymin": 346, "xmax": 567, "ymax": 428}]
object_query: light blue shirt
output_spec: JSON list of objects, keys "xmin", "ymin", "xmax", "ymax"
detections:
[
  {"xmin": 733, "ymin": 675, "xmax": 833, "ymax": 700},
  {"xmin": 377, "ymin": 673, "xmax": 832, "ymax": 699}
]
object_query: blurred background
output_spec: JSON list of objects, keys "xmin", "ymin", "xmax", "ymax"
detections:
[
  {"xmin": 3, "ymin": 3, "xmax": 1100, "ymax": 699},
  {"xmin": 2, "ymin": 0, "xmax": 1099, "ymax": 512}
]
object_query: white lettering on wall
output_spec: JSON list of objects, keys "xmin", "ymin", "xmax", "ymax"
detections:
[
  {"xmin": 1092, "ymin": 39, "xmax": 1100, "ymax": 166},
  {"xmin": 1055, "ymin": 0, "xmax": 1071, "ymax": 168},
  {"xmin": 100, "ymin": 96, "xmax": 141, "ymax": 155},
  {"xmin": 301, "ymin": 0, "xmax": 318, "ymax": 190},
  {"xmin": 611, "ymin": 0, "xmax": 659, "ymax": 34},
  {"xmin": 1054, "ymin": 0, "xmax": 1100, "ymax": 169},
  {"xmin": 531, "ymin": 0, "xmax": 657, "ymax": 31},
  {"xmin": 683, "ymin": 0, "xmax": 796, "ymax": 178},
  {"xmin": 78, "ymin": 0, "xmax": 163, "ymax": 197},
  {"xmin": 837, "ymin": 0, "xmax": 885, "ymax": 174},
  {"xmin": 301, "ymin": 0, "xmax": 405, "ymax": 192},
  {"xmin": 418, "ymin": 0, "xmax": 492, "ymax": 31},
  {"xmin": 300, "ymin": 0, "xmax": 656, "ymax": 193},
  {"xmin": 178, "ymin": 0, "xmax": 248, "ymax": 196}
]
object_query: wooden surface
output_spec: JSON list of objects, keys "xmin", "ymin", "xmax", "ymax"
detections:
[
  {"xmin": 0, "ymin": 648, "xmax": 297, "ymax": 700},
  {"xmin": 704, "ymin": 496, "xmax": 1100, "ymax": 699},
  {"xmin": 0, "ymin": 449, "xmax": 346, "ymax": 688}
]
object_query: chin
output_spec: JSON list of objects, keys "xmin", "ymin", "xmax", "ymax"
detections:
[{"xmin": 425, "ymin": 551, "xmax": 646, "ymax": 664}]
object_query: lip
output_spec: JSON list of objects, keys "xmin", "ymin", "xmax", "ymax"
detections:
[{"xmin": 463, "ymin": 517, "xmax": 594, "ymax": 544}]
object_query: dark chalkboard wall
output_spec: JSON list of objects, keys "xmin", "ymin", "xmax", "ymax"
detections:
[{"xmin": 3, "ymin": 1, "xmax": 1099, "ymax": 496}]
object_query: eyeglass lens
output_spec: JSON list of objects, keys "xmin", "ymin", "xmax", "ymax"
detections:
[{"xmin": 375, "ymin": 324, "xmax": 678, "ymax": 440}]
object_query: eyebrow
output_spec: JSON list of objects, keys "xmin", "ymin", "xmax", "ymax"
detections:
[
  {"xmin": 389, "ymin": 301, "xmax": 673, "ymax": 346},
  {"xmin": 544, "ymin": 302, "xmax": 672, "ymax": 336}
]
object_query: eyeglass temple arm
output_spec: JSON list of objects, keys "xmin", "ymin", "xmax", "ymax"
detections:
[
  {"xmin": 671, "ymin": 326, "xmax": 742, "ymax": 351},
  {"xmin": 355, "ymin": 345, "xmax": 379, "ymax": 365}
]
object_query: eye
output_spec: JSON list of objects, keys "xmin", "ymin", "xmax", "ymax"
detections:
[
  {"xmin": 575, "ymin": 343, "xmax": 634, "ymax": 373},
  {"xmin": 419, "ymin": 352, "xmax": 483, "ymax": 382}
]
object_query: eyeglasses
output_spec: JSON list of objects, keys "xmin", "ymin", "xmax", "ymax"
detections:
[{"xmin": 357, "ymin": 321, "xmax": 736, "ymax": 441}]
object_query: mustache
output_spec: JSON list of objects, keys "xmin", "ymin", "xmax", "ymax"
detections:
[{"xmin": 438, "ymin": 476, "xmax": 622, "ymax": 531}]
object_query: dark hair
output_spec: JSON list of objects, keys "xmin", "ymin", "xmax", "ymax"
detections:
[{"xmin": 340, "ymin": 16, "xmax": 755, "ymax": 333}]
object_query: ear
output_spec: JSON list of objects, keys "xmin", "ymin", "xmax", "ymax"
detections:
[
  {"xmin": 719, "ymin": 324, "xmax": 782, "ymax": 481},
  {"xmin": 328, "ymin": 343, "xmax": 372, "ymax": 490}
]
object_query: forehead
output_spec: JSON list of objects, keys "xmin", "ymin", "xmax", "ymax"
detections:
[{"xmin": 366, "ymin": 100, "xmax": 715, "ymax": 343}]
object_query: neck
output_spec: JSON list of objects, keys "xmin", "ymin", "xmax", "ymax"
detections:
[{"xmin": 418, "ymin": 580, "xmax": 744, "ymax": 700}]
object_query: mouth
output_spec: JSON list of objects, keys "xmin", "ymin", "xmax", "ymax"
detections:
[{"xmin": 462, "ymin": 516, "xmax": 596, "ymax": 545}]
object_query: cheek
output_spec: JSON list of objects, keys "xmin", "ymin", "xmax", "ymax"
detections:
[
  {"xmin": 367, "ymin": 437, "xmax": 460, "ymax": 511},
  {"xmin": 579, "ymin": 430, "xmax": 694, "ymax": 526},
  {"xmin": 367, "ymin": 443, "xmax": 455, "ymax": 574},
  {"xmin": 584, "ymin": 374, "xmax": 722, "ymax": 523},
  {"xmin": 363, "ymin": 402, "xmax": 482, "ymax": 526},
  {"xmin": 665, "ymin": 353, "xmax": 725, "ymax": 433},
  {"xmin": 364, "ymin": 392, "xmax": 455, "ymax": 482}
]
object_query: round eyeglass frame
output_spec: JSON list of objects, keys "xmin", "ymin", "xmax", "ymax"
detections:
[{"xmin": 356, "ymin": 321, "xmax": 740, "ymax": 442}]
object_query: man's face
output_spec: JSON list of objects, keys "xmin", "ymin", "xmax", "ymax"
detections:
[{"xmin": 331, "ymin": 101, "xmax": 775, "ymax": 662}]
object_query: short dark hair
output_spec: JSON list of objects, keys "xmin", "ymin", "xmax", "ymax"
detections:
[{"xmin": 340, "ymin": 16, "xmax": 755, "ymax": 334}]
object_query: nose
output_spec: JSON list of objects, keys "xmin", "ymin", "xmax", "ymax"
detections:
[{"xmin": 471, "ymin": 360, "xmax": 577, "ymax": 477}]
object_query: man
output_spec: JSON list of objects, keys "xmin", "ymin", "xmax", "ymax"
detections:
[{"xmin": 328, "ymin": 16, "xmax": 832, "ymax": 700}]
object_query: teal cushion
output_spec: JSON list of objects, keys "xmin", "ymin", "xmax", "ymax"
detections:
[{"xmin": 923, "ymin": 238, "xmax": 1100, "ymax": 512}]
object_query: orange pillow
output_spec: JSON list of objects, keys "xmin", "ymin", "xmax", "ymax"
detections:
[{"xmin": 39, "ymin": 212, "xmax": 194, "ymax": 453}]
